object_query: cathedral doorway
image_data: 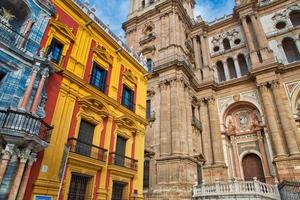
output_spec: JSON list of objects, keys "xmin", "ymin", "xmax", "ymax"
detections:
[{"xmin": 242, "ymin": 154, "xmax": 266, "ymax": 183}]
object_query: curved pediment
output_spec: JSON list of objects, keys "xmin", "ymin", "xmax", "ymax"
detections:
[
  {"xmin": 78, "ymin": 96, "xmax": 110, "ymax": 116},
  {"xmin": 115, "ymin": 115, "xmax": 138, "ymax": 131},
  {"xmin": 50, "ymin": 19, "xmax": 76, "ymax": 42},
  {"xmin": 93, "ymin": 45, "xmax": 113, "ymax": 65}
]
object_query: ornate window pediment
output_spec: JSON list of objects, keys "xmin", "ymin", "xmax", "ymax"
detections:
[
  {"xmin": 115, "ymin": 115, "xmax": 139, "ymax": 132},
  {"xmin": 123, "ymin": 68, "xmax": 137, "ymax": 84},
  {"xmin": 93, "ymin": 45, "xmax": 113, "ymax": 65},
  {"xmin": 49, "ymin": 19, "xmax": 76, "ymax": 42},
  {"xmin": 78, "ymin": 96, "xmax": 110, "ymax": 118}
]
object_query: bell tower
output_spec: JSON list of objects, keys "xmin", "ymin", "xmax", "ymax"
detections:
[{"xmin": 123, "ymin": 0, "xmax": 204, "ymax": 199}]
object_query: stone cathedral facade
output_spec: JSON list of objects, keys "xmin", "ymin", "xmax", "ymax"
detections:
[{"xmin": 123, "ymin": 0, "xmax": 300, "ymax": 199}]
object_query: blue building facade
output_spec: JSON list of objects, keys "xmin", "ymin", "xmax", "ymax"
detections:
[{"xmin": 0, "ymin": 0, "xmax": 55, "ymax": 199}]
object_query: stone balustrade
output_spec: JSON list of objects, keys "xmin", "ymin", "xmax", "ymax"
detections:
[{"xmin": 193, "ymin": 178, "xmax": 280, "ymax": 200}]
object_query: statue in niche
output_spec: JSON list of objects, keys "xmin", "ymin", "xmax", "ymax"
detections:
[{"xmin": 0, "ymin": 7, "xmax": 16, "ymax": 27}]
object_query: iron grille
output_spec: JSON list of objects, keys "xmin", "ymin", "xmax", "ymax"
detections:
[
  {"xmin": 68, "ymin": 174, "xmax": 91, "ymax": 200},
  {"xmin": 0, "ymin": 109, "xmax": 53, "ymax": 142},
  {"xmin": 67, "ymin": 138, "xmax": 107, "ymax": 161},
  {"xmin": 108, "ymin": 153, "xmax": 138, "ymax": 170}
]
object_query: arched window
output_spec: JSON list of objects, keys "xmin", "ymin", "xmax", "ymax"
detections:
[
  {"xmin": 227, "ymin": 58, "xmax": 237, "ymax": 79},
  {"xmin": 237, "ymin": 54, "xmax": 249, "ymax": 76},
  {"xmin": 146, "ymin": 58, "xmax": 154, "ymax": 72},
  {"xmin": 290, "ymin": 10, "xmax": 300, "ymax": 27},
  {"xmin": 142, "ymin": 0, "xmax": 145, "ymax": 8},
  {"xmin": 223, "ymin": 38, "xmax": 231, "ymax": 50},
  {"xmin": 282, "ymin": 37, "xmax": 300, "ymax": 63},
  {"xmin": 216, "ymin": 61, "xmax": 226, "ymax": 82}
]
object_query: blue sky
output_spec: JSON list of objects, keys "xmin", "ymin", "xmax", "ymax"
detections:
[{"xmin": 90, "ymin": 0, "xmax": 235, "ymax": 36}]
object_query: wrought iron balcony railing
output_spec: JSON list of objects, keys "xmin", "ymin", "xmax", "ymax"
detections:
[
  {"xmin": 0, "ymin": 21, "xmax": 40, "ymax": 54},
  {"xmin": 67, "ymin": 138, "xmax": 107, "ymax": 162},
  {"xmin": 192, "ymin": 116, "xmax": 202, "ymax": 131},
  {"xmin": 0, "ymin": 109, "xmax": 53, "ymax": 142},
  {"xmin": 108, "ymin": 152, "xmax": 138, "ymax": 171}
]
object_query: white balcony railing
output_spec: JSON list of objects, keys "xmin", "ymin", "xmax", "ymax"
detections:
[{"xmin": 193, "ymin": 178, "xmax": 280, "ymax": 200}]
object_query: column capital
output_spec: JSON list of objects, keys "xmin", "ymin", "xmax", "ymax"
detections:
[
  {"xmin": 1, "ymin": 144, "xmax": 15, "ymax": 160},
  {"xmin": 207, "ymin": 96, "xmax": 216, "ymax": 105},
  {"xmin": 18, "ymin": 149, "xmax": 31, "ymax": 163},
  {"xmin": 40, "ymin": 68, "xmax": 50, "ymax": 78},
  {"xmin": 270, "ymin": 80, "xmax": 281, "ymax": 90},
  {"xmin": 28, "ymin": 153, "xmax": 37, "ymax": 166}
]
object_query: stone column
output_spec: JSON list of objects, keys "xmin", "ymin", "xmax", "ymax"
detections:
[
  {"xmin": 295, "ymin": 39, "xmax": 300, "ymax": 54},
  {"xmin": 271, "ymin": 81, "xmax": 300, "ymax": 155},
  {"xmin": 16, "ymin": 153, "xmax": 37, "ymax": 200},
  {"xmin": 257, "ymin": 132, "xmax": 271, "ymax": 178},
  {"xmin": 223, "ymin": 61, "xmax": 230, "ymax": 80},
  {"xmin": 250, "ymin": 14, "xmax": 267, "ymax": 49},
  {"xmin": 170, "ymin": 79, "xmax": 180, "ymax": 154},
  {"xmin": 30, "ymin": 68, "xmax": 49, "ymax": 113},
  {"xmin": 179, "ymin": 80, "xmax": 188, "ymax": 155},
  {"xmin": 234, "ymin": 58, "xmax": 242, "ymax": 77},
  {"xmin": 130, "ymin": 0, "xmax": 134, "ymax": 12},
  {"xmin": 231, "ymin": 136, "xmax": 241, "ymax": 179},
  {"xmin": 0, "ymin": 144, "xmax": 15, "ymax": 184},
  {"xmin": 160, "ymin": 81, "xmax": 171, "ymax": 156},
  {"xmin": 250, "ymin": 14, "xmax": 272, "ymax": 61},
  {"xmin": 18, "ymin": 20, "xmax": 34, "ymax": 49},
  {"xmin": 193, "ymin": 36, "xmax": 200, "ymax": 69},
  {"xmin": 185, "ymin": 87, "xmax": 194, "ymax": 155},
  {"xmin": 200, "ymin": 34, "xmax": 208, "ymax": 67},
  {"xmin": 200, "ymin": 100, "xmax": 213, "ymax": 164},
  {"xmin": 20, "ymin": 66, "xmax": 39, "ymax": 110},
  {"xmin": 259, "ymin": 84, "xmax": 287, "ymax": 157},
  {"xmin": 241, "ymin": 16, "xmax": 259, "ymax": 64},
  {"xmin": 8, "ymin": 149, "xmax": 31, "ymax": 200},
  {"xmin": 207, "ymin": 97, "xmax": 225, "ymax": 164}
]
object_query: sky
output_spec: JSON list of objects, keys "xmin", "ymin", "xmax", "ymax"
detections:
[{"xmin": 90, "ymin": 0, "xmax": 235, "ymax": 36}]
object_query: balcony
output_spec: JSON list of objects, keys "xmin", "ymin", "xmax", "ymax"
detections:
[
  {"xmin": 0, "ymin": 109, "xmax": 53, "ymax": 149},
  {"xmin": 193, "ymin": 179, "xmax": 280, "ymax": 200},
  {"xmin": 147, "ymin": 111, "xmax": 156, "ymax": 122},
  {"xmin": 0, "ymin": 21, "xmax": 40, "ymax": 54},
  {"xmin": 139, "ymin": 33, "xmax": 156, "ymax": 45},
  {"xmin": 109, "ymin": 152, "xmax": 138, "ymax": 171},
  {"xmin": 67, "ymin": 138, "xmax": 107, "ymax": 162},
  {"xmin": 192, "ymin": 116, "xmax": 202, "ymax": 131}
]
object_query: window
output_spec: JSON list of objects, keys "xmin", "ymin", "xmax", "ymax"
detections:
[
  {"xmin": 227, "ymin": 58, "xmax": 237, "ymax": 79},
  {"xmin": 143, "ymin": 160, "xmax": 150, "ymax": 188},
  {"xmin": 234, "ymin": 38, "xmax": 241, "ymax": 45},
  {"xmin": 68, "ymin": 173, "xmax": 91, "ymax": 200},
  {"xmin": 0, "ymin": 71, "xmax": 6, "ymax": 83},
  {"xmin": 147, "ymin": 58, "xmax": 154, "ymax": 72},
  {"xmin": 290, "ymin": 10, "xmax": 300, "ymax": 27},
  {"xmin": 115, "ymin": 136, "xmax": 127, "ymax": 166},
  {"xmin": 112, "ymin": 182, "xmax": 126, "ymax": 200},
  {"xmin": 149, "ymin": 0, "xmax": 155, "ymax": 5},
  {"xmin": 192, "ymin": 105, "xmax": 195, "ymax": 119},
  {"xmin": 142, "ymin": 0, "xmax": 145, "ymax": 8},
  {"xmin": 76, "ymin": 120, "xmax": 95, "ymax": 157},
  {"xmin": 122, "ymin": 85, "xmax": 134, "ymax": 111},
  {"xmin": 275, "ymin": 21, "xmax": 286, "ymax": 30},
  {"xmin": 197, "ymin": 164, "xmax": 203, "ymax": 185},
  {"xmin": 223, "ymin": 38, "xmax": 231, "ymax": 50},
  {"xmin": 48, "ymin": 38, "xmax": 64, "ymax": 64},
  {"xmin": 216, "ymin": 61, "xmax": 226, "ymax": 82},
  {"xmin": 90, "ymin": 63, "xmax": 107, "ymax": 93},
  {"xmin": 282, "ymin": 37, "xmax": 300, "ymax": 63},
  {"xmin": 238, "ymin": 54, "xmax": 249, "ymax": 76},
  {"xmin": 146, "ymin": 100, "xmax": 151, "ymax": 119},
  {"xmin": 213, "ymin": 46, "xmax": 220, "ymax": 52}
]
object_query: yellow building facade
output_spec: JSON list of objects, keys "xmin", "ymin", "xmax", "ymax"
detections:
[{"xmin": 28, "ymin": 0, "xmax": 148, "ymax": 199}]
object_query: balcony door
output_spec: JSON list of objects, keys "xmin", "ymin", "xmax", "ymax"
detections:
[
  {"xmin": 242, "ymin": 154, "xmax": 265, "ymax": 183},
  {"xmin": 115, "ymin": 136, "xmax": 126, "ymax": 166},
  {"xmin": 76, "ymin": 120, "xmax": 95, "ymax": 157}
]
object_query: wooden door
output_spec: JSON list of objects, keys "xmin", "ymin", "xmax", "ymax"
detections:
[
  {"xmin": 76, "ymin": 120, "xmax": 95, "ymax": 157},
  {"xmin": 242, "ymin": 154, "xmax": 266, "ymax": 182},
  {"xmin": 115, "ymin": 136, "xmax": 126, "ymax": 166}
]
